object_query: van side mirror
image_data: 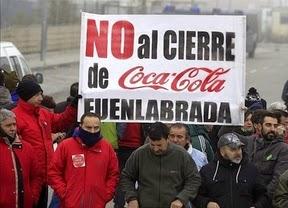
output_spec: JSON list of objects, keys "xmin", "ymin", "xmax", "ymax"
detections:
[{"xmin": 35, "ymin": 73, "xmax": 44, "ymax": 84}]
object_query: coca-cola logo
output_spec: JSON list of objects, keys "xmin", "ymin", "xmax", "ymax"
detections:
[{"xmin": 118, "ymin": 66, "xmax": 230, "ymax": 92}]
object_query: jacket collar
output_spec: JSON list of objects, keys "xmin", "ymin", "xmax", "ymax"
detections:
[
  {"xmin": 17, "ymin": 99, "xmax": 39, "ymax": 115},
  {"xmin": 212, "ymin": 155, "xmax": 244, "ymax": 184},
  {"xmin": 187, "ymin": 143, "xmax": 193, "ymax": 154},
  {"xmin": 73, "ymin": 136, "xmax": 103, "ymax": 152},
  {"xmin": 0, "ymin": 135, "xmax": 22, "ymax": 148},
  {"xmin": 256, "ymin": 137, "xmax": 284, "ymax": 149}
]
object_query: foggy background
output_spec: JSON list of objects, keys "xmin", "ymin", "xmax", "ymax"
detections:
[
  {"xmin": 1, "ymin": 0, "xmax": 287, "ymax": 55},
  {"xmin": 1, "ymin": 0, "xmax": 287, "ymax": 105},
  {"xmin": 1, "ymin": 1, "xmax": 287, "ymax": 207}
]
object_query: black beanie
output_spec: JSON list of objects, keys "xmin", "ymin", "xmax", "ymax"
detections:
[{"xmin": 16, "ymin": 80, "xmax": 43, "ymax": 101}]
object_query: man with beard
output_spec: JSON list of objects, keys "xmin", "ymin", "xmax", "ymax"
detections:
[
  {"xmin": 0, "ymin": 108, "xmax": 41, "ymax": 207},
  {"xmin": 120, "ymin": 122, "xmax": 201, "ymax": 208},
  {"xmin": 250, "ymin": 110, "xmax": 288, "ymax": 206},
  {"xmin": 193, "ymin": 133, "xmax": 268, "ymax": 208}
]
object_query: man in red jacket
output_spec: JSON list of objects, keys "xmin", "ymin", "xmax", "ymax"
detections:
[
  {"xmin": 12, "ymin": 80, "xmax": 77, "ymax": 207},
  {"xmin": 48, "ymin": 112, "xmax": 119, "ymax": 208},
  {"xmin": 0, "ymin": 108, "xmax": 42, "ymax": 207}
]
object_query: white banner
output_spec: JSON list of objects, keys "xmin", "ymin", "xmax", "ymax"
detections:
[{"xmin": 78, "ymin": 12, "xmax": 246, "ymax": 125}]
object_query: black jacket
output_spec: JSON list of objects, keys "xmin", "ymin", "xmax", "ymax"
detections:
[
  {"xmin": 282, "ymin": 80, "xmax": 288, "ymax": 102},
  {"xmin": 193, "ymin": 153, "xmax": 268, "ymax": 208},
  {"xmin": 251, "ymin": 137, "xmax": 288, "ymax": 199},
  {"xmin": 273, "ymin": 169, "xmax": 288, "ymax": 208}
]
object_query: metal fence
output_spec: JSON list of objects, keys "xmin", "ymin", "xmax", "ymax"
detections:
[
  {"xmin": 0, "ymin": 24, "xmax": 80, "ymax": 54},
  {"xmin": 0, "ymin": 0, "xmax": 162, "ymax": 54}
]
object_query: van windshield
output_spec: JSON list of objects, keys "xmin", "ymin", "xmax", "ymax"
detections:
[
  {"xmin": 9, "ymin": 56, "xmax": 22, "ymax": 78},
  {"xmin": 0, "ymin": 57, "xmax": 12, "ymax": 73},
  {"xmin": 19, "ymin": 57, "xmax": 33, "ymax": 76}
]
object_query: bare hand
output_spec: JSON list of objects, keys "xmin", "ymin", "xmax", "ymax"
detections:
[
  {"xmin": 276, "ymin": 125, "xmax": 285, "ymax": 137},
  {"xmin": 207, "ymin": 202, "xmax": 220, "ymax": 208},
  {"xmin": 240, "ymin": 102, "xmax": 248, "ymax": 111},
  {"xmin": 128, "ymin": 200, "xmax": 139, "ymax": 208},
  {"xmin": 170, "ymin": 199, "xmax": 183, "ymax": 208}
]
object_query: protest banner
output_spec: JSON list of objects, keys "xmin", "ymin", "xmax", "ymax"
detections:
[{"xmin": 78, "ymin": 12, "xmax": 246, "ymax": 125}]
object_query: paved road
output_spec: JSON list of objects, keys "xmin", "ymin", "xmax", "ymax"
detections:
[{"xmin": 246, "ymin": 43, "xmax": 287, "ymax": 105}]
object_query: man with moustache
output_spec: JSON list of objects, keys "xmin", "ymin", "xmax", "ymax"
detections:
[
  {"xmin": 120, "ymin": 122, "xmax": 201, "ymax": 208},
  {"xmin": 168, "ymin": 123, "xmax": 208, "ymax": 171},
  {"xmin": 193, "ymin": 133, "xmax": 268, "ymax": 208},
  {"xmin": 250, "ymin": 111, "xmax": 288, "ymax": 207}
]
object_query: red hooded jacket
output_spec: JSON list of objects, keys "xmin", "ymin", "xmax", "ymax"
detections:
[
  {"xmin": 12, "ymin": 99, "xmax": 76, "ymax": 186},
  {"xmin": 0, "ymin": 138, "xmax": 42, "ymax": 207},
  {"xmin": 48, "ymin": 137, "xmax": 119, "ymax": 208}
]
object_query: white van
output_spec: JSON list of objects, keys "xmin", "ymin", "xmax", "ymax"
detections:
[{"xmin": 0, "ymin": 41, "xmax": 43, "ymax": 83}]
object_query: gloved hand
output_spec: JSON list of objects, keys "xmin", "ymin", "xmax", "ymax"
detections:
[{"xmin": 71, "ymin": 94, "xmax": 82, "ymax": 108}]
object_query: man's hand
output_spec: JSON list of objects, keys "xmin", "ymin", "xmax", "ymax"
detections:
[
  {"xmin": 240, "ymin": 102, "xmax": 248, "ymax": 111},
  {"xmin": 128, "ymin": 199, "xmax": 139, "ymax": 208},
  {"xmin": 207, "ymin": 202, "xmax": 220, "ymax": 208},
  {"xmin": 71, "ymin": 94, "xmax": 82, "ymax": 108},
  {"xmin": 170, "ymin": 199, "xmax": 183, "ymax": 208},
  {"xmin": 276, "ymin": 125, "xmax": 286, "ymax": 137}
]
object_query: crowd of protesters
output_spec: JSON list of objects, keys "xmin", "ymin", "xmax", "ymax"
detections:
[{"xmin": 0, "ymin": 67, "xmax": 288, "ymax": 208}]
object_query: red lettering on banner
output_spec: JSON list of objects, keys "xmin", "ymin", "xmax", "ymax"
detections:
[
  {"xmin": 86, "ymin": 19, "xmax": 108, "ymax": 57},
  {"xmin": 111, "ymin": 21, "xmax": 134, "ymax": 59},
  {"xmin": 118, "ymin": 67, "xmax": 168, "ymax": 90},
  {"xmin": 171, "ymin": 68, "xmax": 228, "ymax": 92},
  {"xmin": 118, "ymin": 67, "xmax": 230, "ymax": 92}
]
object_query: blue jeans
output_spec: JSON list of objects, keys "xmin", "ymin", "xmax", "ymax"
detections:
[{"xmin": 49, "ymin": 193, "xmax": 60, "ymax": 208}]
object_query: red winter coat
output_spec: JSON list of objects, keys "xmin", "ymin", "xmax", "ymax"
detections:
[
  {"xmin": 12, "ymin": 99, "xmax": 76, "ymax": 186},
  {"xmin": 118, "ymin": 123, "xmax": 143, "ymax": 148},
  {"xmin": 0, "ymin": 138, "xmax": 42, "ymax": 207},
  {"xmin": 48, "ymin": 137, "xmax": 119, "ymax": 208}
]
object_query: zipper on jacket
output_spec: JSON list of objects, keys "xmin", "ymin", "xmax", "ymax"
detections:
[
  {"xmin": 9, "ymin": 145, "xmax": 19, "ymax": 208},
  {"xmin": 81, "ymin": 146, "xmax": 87, "ymax": 208},
  {"xmin": 38, "ymin": 119, "xmax": 49, "ymax": 181},
  {"xmin": 158, "ymin": 156, "xmax": 162, "ymax": 207},
  {"xmin": 229, "ymin": 166, "xmax": 234, "ymax": 208}
]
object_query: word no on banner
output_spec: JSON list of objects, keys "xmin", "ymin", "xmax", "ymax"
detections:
[{"xmin": 78, "ymin": 12, "xmax": 246, "ymax": 125}]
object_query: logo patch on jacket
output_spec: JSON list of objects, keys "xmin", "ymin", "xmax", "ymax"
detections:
[
  {"xmin": 72, "ymin": 154, "xmax": 85, "ymax": 168},
  {"xmin": 266, "ymin": 154, "xmax": 273, "ymax": 161}
]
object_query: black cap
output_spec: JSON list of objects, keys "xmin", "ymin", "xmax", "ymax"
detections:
[
  {"xmin": 217, "ymin": 133, "xmax": 244, "ymax": 149},
  {"xmin": 16, "ymin": 80, "xmax": 43, "ymax": 101}
]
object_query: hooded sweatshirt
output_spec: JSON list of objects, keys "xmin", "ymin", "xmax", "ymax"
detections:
[{"xmin": 193, "ymin": 153, "xmax": 269, "ymax": 208}]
